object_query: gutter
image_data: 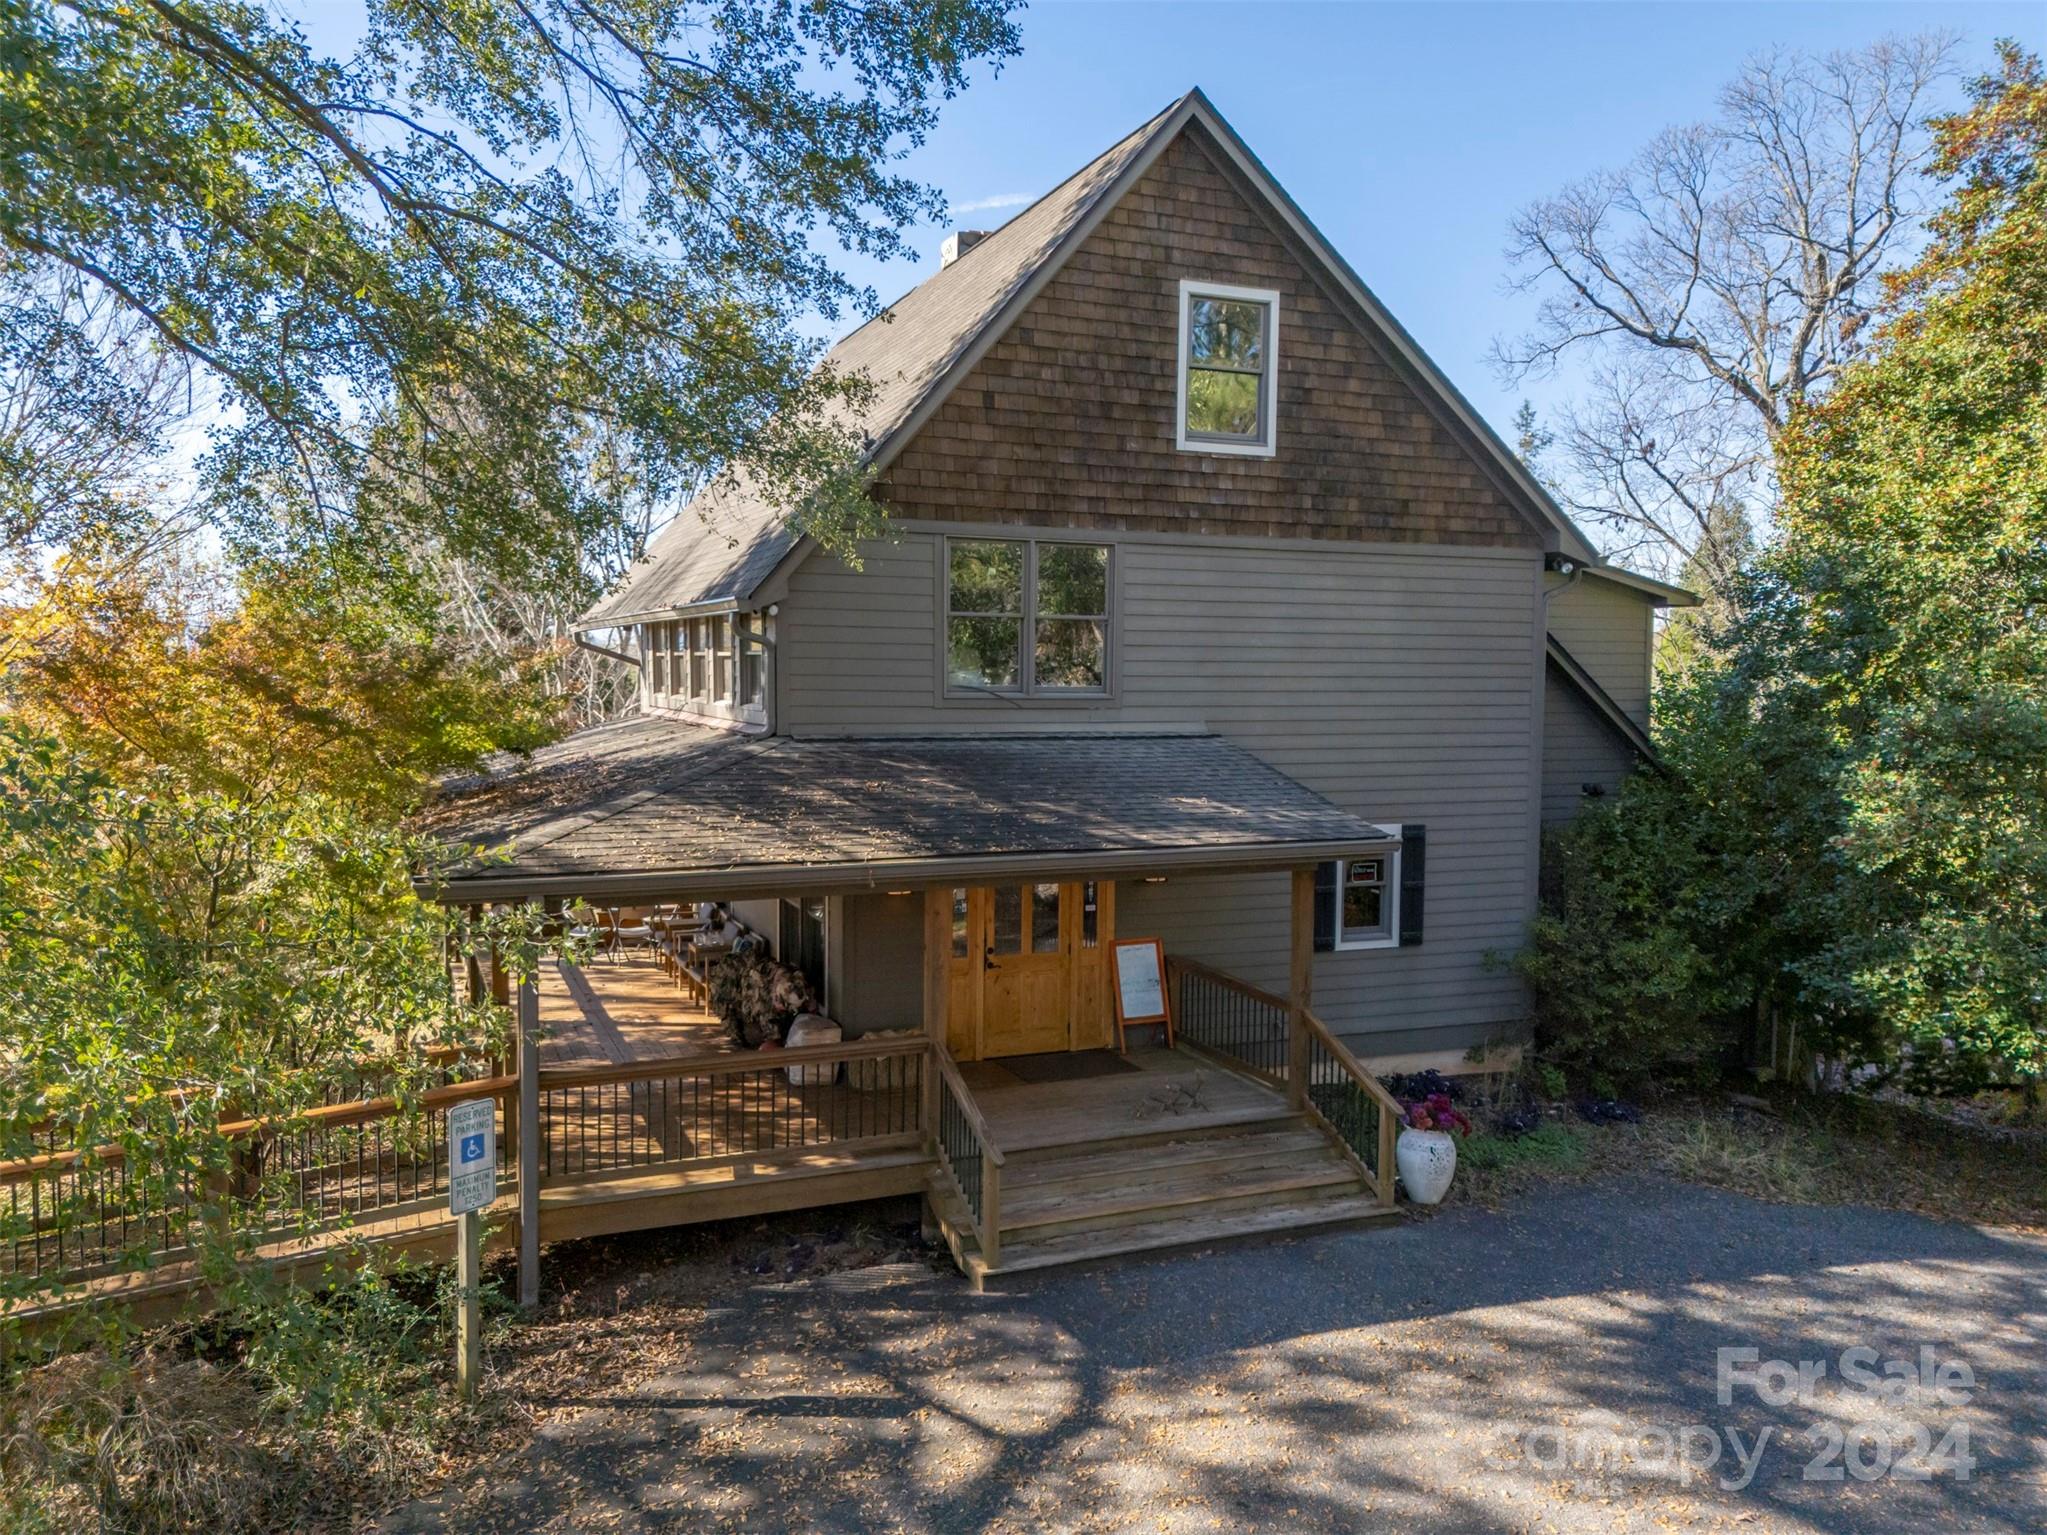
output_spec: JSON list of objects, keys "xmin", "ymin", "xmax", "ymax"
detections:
[{"xmin": 413, "ymin": 833, "xmax": 1401, "ymax": 907}]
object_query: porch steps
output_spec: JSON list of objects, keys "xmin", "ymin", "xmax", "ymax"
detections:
[{"xmin": 932, "ymin": 1114, "xmax": 1397, "ymax": 1286}]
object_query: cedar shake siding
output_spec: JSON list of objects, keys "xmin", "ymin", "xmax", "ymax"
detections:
[
  {"xmin": 874, "ymin": 128, "xmax": 1542, "ymax": 551},
  {"xmin": 777, "ymin": 530, "xmax": 1544, "ymax": 1058}
]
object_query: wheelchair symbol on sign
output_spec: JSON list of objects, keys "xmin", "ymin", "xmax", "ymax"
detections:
[{"xmin": 460, "ymin": 1133, "xmax": 486, "ymax": 1164}]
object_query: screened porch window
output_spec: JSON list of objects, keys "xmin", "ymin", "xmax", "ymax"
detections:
[
  {"xmin": 946, "ymin": 537, "xmax": 1109, "ymax": 697},
  {"xmin": 711, "ymin": 618, "xmax": 733, "ymax": 701}
]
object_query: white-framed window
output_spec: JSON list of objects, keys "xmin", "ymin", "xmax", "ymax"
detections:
[
  {"xmin": 945, "ymin": 536, "xmax": 1110, "ymax": 697},
  {"xmin": 1335, "ymin": 850, "xmax": 1400, "ymax": 950},
  {"xmin": 1175, "ymin": 279, "xmax": 1279, "ymax": 456}
]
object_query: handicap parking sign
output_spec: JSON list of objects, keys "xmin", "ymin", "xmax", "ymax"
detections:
[{"xmin": 447, "ymin": 1099, "xmax": 497, "ymax": 1215}]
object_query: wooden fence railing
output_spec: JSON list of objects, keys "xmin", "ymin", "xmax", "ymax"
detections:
[{"xmin": 1167, "ymin": 955, "xmax": 1404, "ymax": 1203}]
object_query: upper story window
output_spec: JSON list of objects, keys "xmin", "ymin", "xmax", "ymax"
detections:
[
  {"xmin": 640, "ymin": 611, "xmax": 770, "ymax": 728},
  {"xmin": 946, "ymin": 537, "xmax": 1110, "ymax": 697},
  {"xmin": 1176, "ymin": 279, "xmax": 1279, "ymax": 457}
]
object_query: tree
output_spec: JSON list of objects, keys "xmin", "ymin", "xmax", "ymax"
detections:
[
  {"xmin": 1770, "ymin": 40, "xmax": 2047, "ymax": 1088},
  {"xmin": 1495, "ymin": 34, "xmax": 1954, "ymax": 579},
  {"xmin": 3, "ymin": 540, "xmax": 558, "ymax": 814},
  {"xmin": 1653, "ymin": 499, "xmax": 1755, "ymax": 680},
  {"xmin": 0, "ymin": 259, "xmax": 195, "ymax": 598},
  {"xmin": 1525, "ymin": 42, "xmax": 2047, "ymax": 1095},
  {"xmin": 1, "ymin": 0, "xmax": 1022, "ymax": 596}
]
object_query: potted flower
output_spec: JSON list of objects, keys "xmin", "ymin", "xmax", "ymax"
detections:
[{"xmin": 1395, "ymin": 1092, "xmax": 1471, "ymax": 1205}]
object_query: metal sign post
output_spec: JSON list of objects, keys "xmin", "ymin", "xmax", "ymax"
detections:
[{"xmin": 447, "ymin": 1097, "xmax": 498, "ymax": 1401}]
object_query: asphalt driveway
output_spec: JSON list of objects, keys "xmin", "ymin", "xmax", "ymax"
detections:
[{"xmin": 385, "ymin": 1176, "xmax": 2046, "ymax": 1533}]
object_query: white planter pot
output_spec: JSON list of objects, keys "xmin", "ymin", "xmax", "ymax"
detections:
[{"xmin": 1396, "ymin": 1128, "xmax": 1458, "ymax": 1205}]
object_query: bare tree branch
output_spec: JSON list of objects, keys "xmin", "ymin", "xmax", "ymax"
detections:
[{"xmin": 1496, "ymin": 33, "xmax": 1956, "ymax": 577}]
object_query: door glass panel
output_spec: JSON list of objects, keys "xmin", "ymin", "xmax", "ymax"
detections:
[
  {"xmin": 950, "ymin": 888, "xmax": 968, "ymax": 959},
  {"xmin": 992, "ymin": 886, "xmax": 1023, "ymax": 954},
  {"xmin": 1081, "ymin": 882, "xmax": 1099, "ymax": 948},
  {"xmin": 1030, "ymin": 883, "xmax": 1060, "ymax": 953}
]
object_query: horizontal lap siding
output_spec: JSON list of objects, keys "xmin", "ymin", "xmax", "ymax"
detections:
[
  {"xmin": 1548, "ymin": 578, "xmax": 1654, "ymax": 728},
  {"xmin": 1542, "ymin": 666, "xmax": 1638, "ymax": 825},
  {"xmin": 781, "ymin": 533, "xmax": 1541, "ymax": 1055},
  {"xmin": 773, "ymin": 119, "xmax": 1557, "ymax": 1058}
]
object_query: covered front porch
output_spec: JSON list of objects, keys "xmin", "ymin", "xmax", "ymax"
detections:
[{"xmin": 423, "ymin": 723, "xmax": 1413, "ymax": 1290}]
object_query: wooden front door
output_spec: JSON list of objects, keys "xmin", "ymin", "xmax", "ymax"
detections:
[
  {"xmin": 945, "ymin": 881, "xmax": 1116, "ymax": 1060},
  {"xmin": 984, "ymin": 883, "xmax": 1070, "ymax": 1056}
]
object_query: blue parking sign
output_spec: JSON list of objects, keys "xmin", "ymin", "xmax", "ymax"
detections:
[{"xmin": 447, "ymin": 1099, "xmax": 497, "ymax": 1215}]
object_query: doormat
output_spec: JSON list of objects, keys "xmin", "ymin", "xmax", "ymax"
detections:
[{"xmin": 998, "ymin": 1050, "xmax": 1141, "ymax": 1084}]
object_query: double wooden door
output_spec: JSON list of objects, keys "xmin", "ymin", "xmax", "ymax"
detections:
[{"xmin": 945, "ymin": 881, "xmax": 1115, "ymax": 1060}]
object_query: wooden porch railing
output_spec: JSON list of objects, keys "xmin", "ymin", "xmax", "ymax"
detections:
[
  {"xmin": 931, "ymin": 1047, "xmax": 1005, "ymax": 1268},
  {"xmin": 534, "ymin": 1036, "xmax": 928, "ymax": 1181},
  {"xmin": 1167, "ymin": 955, "xmax": 1404, "ymax": 1203},
  {"xmin": 2, "ymin": 1073, "xmax": 516, "ymax": 1294}
]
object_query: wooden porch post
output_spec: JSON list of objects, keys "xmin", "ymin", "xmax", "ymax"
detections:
[
  {"xmin": 516, "ymin": 971, "xmax": 542, "ymax": 1308},
  {"xmin": 464, "ymin": 904, "xmax": 486, "ymax": 1005},
  {"xmin": 922, "ymin": 887, "xmax": 948, "ymax": 1142},
  {"xmin": 1288, "ymin": 866, "xmax": 1314, "ymax": 1109}
]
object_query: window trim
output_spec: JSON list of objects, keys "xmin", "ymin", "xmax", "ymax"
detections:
[
  {"xmin": 1175, "ymin": 278, "xmax": 1280, "ymax": 458},
  {"xmin": 1334, "ymin": 828, "xmax": 1402, "ymax": 951},
  {"xmin": 942, "ymin": 535, "xmax": 1113, "ymax": 700}
]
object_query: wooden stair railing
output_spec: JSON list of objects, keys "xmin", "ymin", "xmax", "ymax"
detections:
[
  {"xmin": 1166, "ymin": 954, "xmax": 1404, "ymax": 1205},
  {"xmin": 1295, "ymin": 1010, "xmax": 1404, "ymax": 1206},
  {"xmin": 930, "ymin": 1046, "xmax": 1006, "ymax": 1268}
]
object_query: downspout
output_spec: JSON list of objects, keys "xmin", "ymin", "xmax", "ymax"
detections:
[{"xmin": 573, "ymin": 631, "xmax": 638, "ymax": 667}]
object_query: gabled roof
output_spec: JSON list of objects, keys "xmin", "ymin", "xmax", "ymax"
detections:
[
  {"xmin": 1579, "ymin": 564, "xmax": 1700, "ymax": 608},
  {"xmin": 578, "ymin": 88, "xmax": 1607, "ymax": 632},
  {"xmin": 1546, "ymin": 636, "xmax": 1662, "ymax": 766},
  {"xmin": 417, "ymin": 720, "xmax": 1396, "ymax": 902}
]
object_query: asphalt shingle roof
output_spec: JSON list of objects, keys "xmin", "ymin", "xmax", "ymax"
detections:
[
  {"xmin": 576, "ymin": 101, "xmax": 1180, "ymax": 629},
  {"xmin": 419, "ymin": 719, "xmax": 1388, "ymax": 897}
]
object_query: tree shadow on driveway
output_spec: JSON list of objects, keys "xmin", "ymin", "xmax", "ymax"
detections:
[{"xmin": 385, "ymin": 1174, "xmax": 2046, "ymax": 1534}]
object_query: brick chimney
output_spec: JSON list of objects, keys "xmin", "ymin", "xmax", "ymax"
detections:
[{"xmin": 940, "ymin": 230, "xmax": 990, "ymax": 268}]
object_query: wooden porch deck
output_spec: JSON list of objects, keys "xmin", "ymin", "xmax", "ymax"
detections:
[
  {"xmin": 534, "ymin": 951, "xmax": 731, "ymax": 1068},
  {"xmin": 6, "ymin": 954, "xmax": 1407, "ymax": 1325}
]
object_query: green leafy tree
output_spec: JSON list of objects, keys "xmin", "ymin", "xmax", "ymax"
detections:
[
  {"xmin": 0, "ymin": 723, "xmax": 547, "ymax": 1313},
  {"xmin": 0, "ymin": 0, "xmax": 1022, "ymax": 593},
  {"xmin": 1768, "ymin": 41, "xmax": 2047, "ymax": 1087},
  {"xmin": 1524, "ymin": 43, "xmax": 2047, "ymax": 1094}
]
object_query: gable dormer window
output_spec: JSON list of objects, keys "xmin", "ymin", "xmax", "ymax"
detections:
[{"xmin": 1176, "ymin": 280, "xmax": 1279, "ymax": 457}]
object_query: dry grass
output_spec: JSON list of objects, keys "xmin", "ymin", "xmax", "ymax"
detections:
[
  {"xmin": 1, "ymin": 1200, "xmax": 938, "ymax": 1534},
  {"xmin": 1435, "ymin": 1090, "xmax": 2045, "ymax": 1233},
  {"xmin": 1613, "ymin": 1093, "xmax": 2047, "ymax": 1232}
]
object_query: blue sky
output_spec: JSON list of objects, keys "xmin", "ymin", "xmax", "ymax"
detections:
[{"xmin": 826, "ymin": 2, "xmax": 2043, "ymax": 444}]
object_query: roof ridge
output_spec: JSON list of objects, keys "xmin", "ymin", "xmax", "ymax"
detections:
[{"xmin": 828, "ymin": 93, "xmax": 1187, "ymax": 355}]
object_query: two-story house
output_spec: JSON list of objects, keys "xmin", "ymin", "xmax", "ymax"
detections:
[{"xmin": 429, "ymin": 90, "xmax": 1692, "ymax": 1287}]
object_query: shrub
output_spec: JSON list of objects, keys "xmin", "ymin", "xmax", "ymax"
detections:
[{"xmin": 1517, "ymin": 779, "xmax": 1744, "ymax": 1089}]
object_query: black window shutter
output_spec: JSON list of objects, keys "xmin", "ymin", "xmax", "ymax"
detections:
[
  {"xmin": 1399, "ymin": 825, "xmax": 1426, "ymax": 946},
  {"xmin": 1312, "ymin": 861, "xmax": 1337, "ymax": 952}
]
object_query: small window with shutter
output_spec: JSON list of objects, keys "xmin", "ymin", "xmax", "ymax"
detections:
[{"xmin": 1311, "ymin": 824, "xmax": 1419, "ymax": 952}]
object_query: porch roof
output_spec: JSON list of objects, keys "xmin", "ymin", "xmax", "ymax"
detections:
[{"xmin": 416, "ymin": 718, "xmax": 1394, "ymax": 902}]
